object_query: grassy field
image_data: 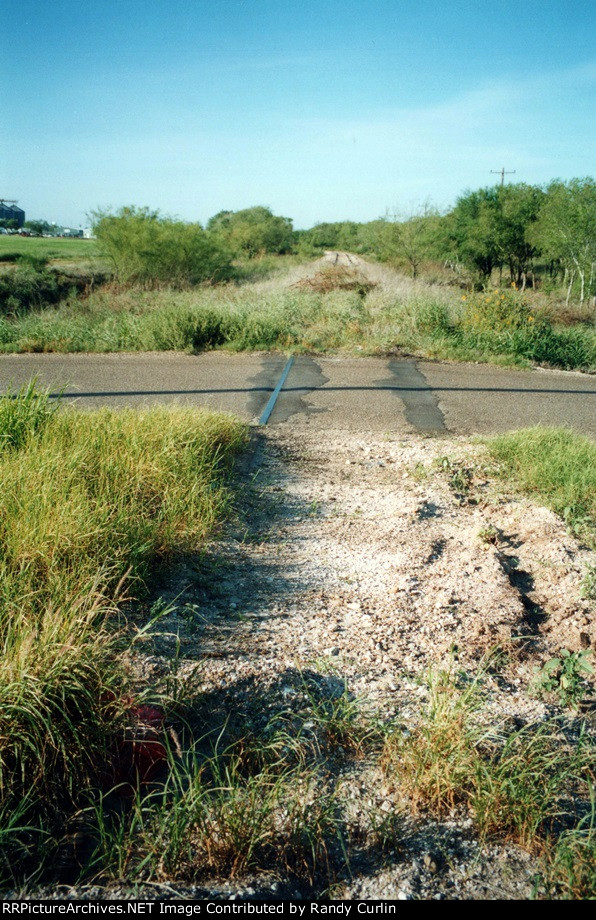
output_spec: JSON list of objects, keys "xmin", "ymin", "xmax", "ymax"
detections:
[
  {"xmin": 0, "ymin": 385, "xmax": 247, "ymax": 884},
  {"xmin": 0, "ymin": 236, "xmax": 99, "ymax": 262}
]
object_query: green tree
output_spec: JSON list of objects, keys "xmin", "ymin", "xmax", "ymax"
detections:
[
  {"xmin": 207, "ymin": 206, "xmax": 294, "ymax": 258},
  {"xmin": 446, "ymin": 184, "xmax": 544, "ymax": 285},
  {"xmin": 529, "ymin": 178, "xmax": 596, "ymax": 306},
  {"xmin": 495, "ymin": 183, "xmax": 545, "ymax": 285},
  {"xmin": 446, "ymin": 187, "xmax": 503, "ymax": 281},
  {"xmin": 378, "ymin": 206, "xmax": 442, "ymax": 278},
  {"xmin": 92, "ymin": 206, "xmax": 233, "ymax": 285}
]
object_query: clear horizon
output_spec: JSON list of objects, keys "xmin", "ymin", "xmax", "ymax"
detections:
[{"xmin": 2, "ymin": 0, "xmax": 595, "ymax": 229}]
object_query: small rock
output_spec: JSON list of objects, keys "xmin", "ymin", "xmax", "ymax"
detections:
[{"xmin": 423, "ymin": 852, "xmax": 440, "ymax": 873}]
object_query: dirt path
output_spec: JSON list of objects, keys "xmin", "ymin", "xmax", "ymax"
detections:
[{"xmin": 127, "ymin": 425, "xmax": 594, "ymax": 900}]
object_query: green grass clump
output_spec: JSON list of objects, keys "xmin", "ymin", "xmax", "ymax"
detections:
[
  {"xmin": 381, "ymin": 667, "xmax": 483, "ymax": 815},
  {"xmin": 77, "ymin": 671, "xmax": 380, "ymax": 890},
  {"xmin": 0, "ymin": 379, "xmax": 56, "ymax": 450},
  {"xmin": 382, "ymin": 666, "xmax": 594, "ymax": 856},
  {"xmin": 471, "ymin": 724, "xmax": 590, "ymax": 849},
  {"xmin": 86, "ymin": 736, "xmax": 342, "ymax": 888},
  {"xmin": 541, "ymin": 820, "xmax": 596, "ymax": 899},
  {"xmin": 0, "ymin": 385, "xmax": 247, "ymax": 866},
  {"xmin": 487, "ymin": 427, "xmax": 596, "ymax": 546}
]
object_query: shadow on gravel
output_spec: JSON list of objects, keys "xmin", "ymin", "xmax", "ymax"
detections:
[
  {"xmin": 36, "ymin": 429, "xmax": 418, "ymax": 896},
  {"xmin": 498, "ymin": 551, "xmax": 548, "ymax": 644},
  {"xmin": 137, "ymin": 429, "xmax": 321, "ymax": 662}
]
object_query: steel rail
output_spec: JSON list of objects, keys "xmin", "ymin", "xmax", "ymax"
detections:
[{"xmin": 258, "ymin": 355, "xmax": 294, "ymax": 425}]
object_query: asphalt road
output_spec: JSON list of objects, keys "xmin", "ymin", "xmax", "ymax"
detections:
[{"xmin": 0, "ymin": 352, "xmax": 594, "ymax": 437}]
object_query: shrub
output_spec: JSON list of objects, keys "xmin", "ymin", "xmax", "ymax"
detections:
[
  {"xmin": 93, "ymin": 207, "xmax": 234, "ymax": 286},
  {"xmin": 460, "ymin": 287, "xmax": 536, "ymax": 334},
  {"xmin": 0, "ymin": 264, "xmax": 61, "ymax": 315},
  {"xmin": 458, "ymin": 288, "xmax": 595, "ymax": 369},
  {"xmin": 293, "ymin": 265, "xmax": 376, "ymax": 296}
]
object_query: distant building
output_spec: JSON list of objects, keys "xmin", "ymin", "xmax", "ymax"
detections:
[
  {"xmin": 83, "ymin": 228, "xmax": 96, "ymax": 239},
  {"xmin": 0, "ymin": 200, "xmax": 25, "ymax": 228}
]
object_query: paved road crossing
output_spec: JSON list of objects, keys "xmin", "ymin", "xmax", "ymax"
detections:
[{"xmin": 0, "ymin": 352, "xmax": 594, "ymax": 436}]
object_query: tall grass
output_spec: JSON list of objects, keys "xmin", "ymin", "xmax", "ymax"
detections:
[
  {"xmin": 0, "ymin": 258, "xmax": 593, "ymax": 370},
  {"xmin": 86, "ymin": 739, "xmax": 343, "ymax": 887},
  {"xmin": 0, "ymin": 386, "xmax": 246, "ymax": 872},
  {"xmin": 542, "ymin": 819, "xmax": 596, "ymax": 899},
  {"xmin": 0, "ymin": 286, "xmax": 370, "ymax": 354},
  {"xmin": 487, "ymin": 427, "xmax": 596, "ymax": 546}
]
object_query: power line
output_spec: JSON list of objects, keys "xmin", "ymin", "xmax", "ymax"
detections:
[{"xmin": 491, "ymin": 168, "xmax": 516, "ymax": 187}]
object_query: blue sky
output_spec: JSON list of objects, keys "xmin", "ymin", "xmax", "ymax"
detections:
[{"xmin": 2, "ymin": 0, "xmax": 594, "ymax": 228}]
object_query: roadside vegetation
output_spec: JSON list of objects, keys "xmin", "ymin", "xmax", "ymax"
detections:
[
  {"xmin": 0, "ymin": 384, "xmax": 246, "ymax": 885},
  {"xmin": 69, "ymin": 665, "xmax": 596, "ymax": 898},
  {"xmin": 487, "ymin": 427, "xmax": 596, "ymax": 547},
  {"xmin": 0, "ymin": 262, "xmax": 593, "ymax": 371},
  {"xmin": 381, "ymin": 664, "xmax": 595, "ymax": 899},
  {"xmin": 0, "ymin": 177, "xmax": 593, "ymax": 370}
]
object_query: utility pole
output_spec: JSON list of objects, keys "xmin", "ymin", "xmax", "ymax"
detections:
[{"xmin": 491, "ymin": 168, "xmax": 516, "ymax": 187}]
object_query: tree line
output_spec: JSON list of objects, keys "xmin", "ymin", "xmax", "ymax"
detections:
[
  {"xmin": 297, "ymin": 178, "xmax": 595, "ymax": 305},
  {"xmin": 88, "ymin": 178, "xmax": 594, "ymax": 304}
]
